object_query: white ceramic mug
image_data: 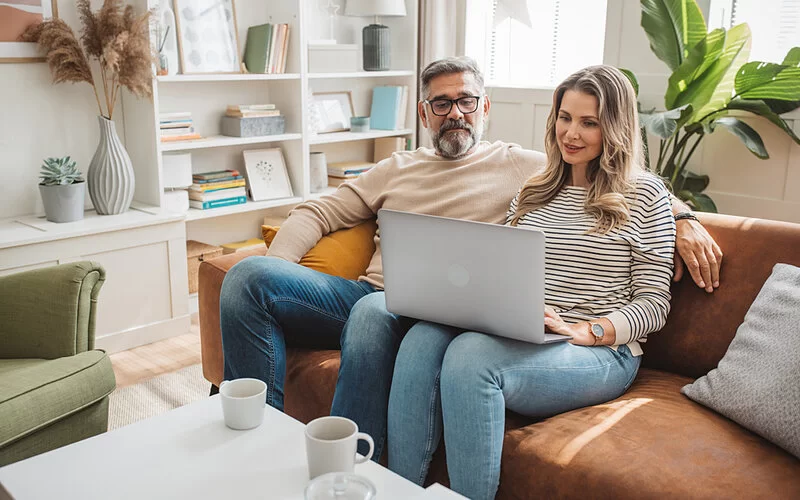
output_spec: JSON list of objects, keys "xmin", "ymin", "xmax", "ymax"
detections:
[
  {"xmin": 219, "ymin": 378, "xmax": 266, "ymax": 430},
  {"xmin": 305, "ymin": 416, "xmax": 374, "ymax": 479}
]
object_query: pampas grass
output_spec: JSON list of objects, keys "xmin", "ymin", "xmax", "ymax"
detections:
[{"xmin": 24, "ymin": 0, "xmax": 154, "ymax": 119}]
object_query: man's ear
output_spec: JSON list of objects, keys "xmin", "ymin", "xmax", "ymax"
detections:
[
  {"xmin": 418, "ymin": 101, "xmax": 429, "ymax": 128},
  {"xmin": 482, "ymin": 94, "xmax": 491, "ymax": 118}
]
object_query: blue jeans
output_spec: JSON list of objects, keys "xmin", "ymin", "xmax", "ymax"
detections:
[
  {"xmin": 330, "ymin": 292, "xmax": 417, "ymax": 461},
  {"xmin": 220, "ymin": 256, "xmax": 375, "ymax": 411},
  {"xmin": 388, "ymin": 322, "xmax": 641, "ymax": 500}
]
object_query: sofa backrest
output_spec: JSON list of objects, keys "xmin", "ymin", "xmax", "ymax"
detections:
[{"xmin": 642, "ymin": 213, "xmax": 800, "ymax": 379}]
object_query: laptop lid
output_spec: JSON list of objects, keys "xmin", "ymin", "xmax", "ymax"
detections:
[{"xmin": 379, "ymin": 209, "xmax": 568, "ymax": 344}]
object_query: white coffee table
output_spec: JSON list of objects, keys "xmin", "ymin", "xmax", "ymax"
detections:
[{"xmin": 0, "ymin": 396, "xmax": 426, "ymax": 499}]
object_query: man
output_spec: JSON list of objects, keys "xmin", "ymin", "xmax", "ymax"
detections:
[{"xmin": 220, "ymin": 57, "xmax": 722, "ymax": 459}]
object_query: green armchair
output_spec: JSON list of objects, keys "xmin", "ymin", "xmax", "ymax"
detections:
[{"xmin": 0, "ymin": 261, "xmax": 116, "ymax": 466}]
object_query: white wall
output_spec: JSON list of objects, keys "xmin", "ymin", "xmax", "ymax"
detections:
[
  {"xmin": 0, "ymin": 0, "xmax": 128, "ymax": 219},
  {"xmin": 484, "ymin": 0, "xmax": 800, "ymax": 223}
]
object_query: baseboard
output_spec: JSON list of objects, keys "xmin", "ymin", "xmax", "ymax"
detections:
[{"xmin": 96, "ymin": 315, "xmax": 192, "ymax": 354}]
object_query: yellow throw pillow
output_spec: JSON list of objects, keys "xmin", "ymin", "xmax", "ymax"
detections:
[{"xmin": 262, "ymin": 220, "xmax": 377, "ymax": 280}]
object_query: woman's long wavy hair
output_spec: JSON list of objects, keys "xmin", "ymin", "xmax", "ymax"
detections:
[{"xmin": 509, "ymin": 65, "xmax": 644, "ymax": 234}]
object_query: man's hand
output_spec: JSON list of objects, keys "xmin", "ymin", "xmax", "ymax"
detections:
[{"xmin": 674, "ymin": 218, "xmax": 723, "ymax": 293}]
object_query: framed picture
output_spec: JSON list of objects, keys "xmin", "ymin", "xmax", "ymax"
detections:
[
  {"xmin": 311, "ymin": 91, "xmax": 355, "ymax": 133},
  {"xmin": 174, "ymin": 0, "xmax": 241, "ymax": 74},
  {"xmin": 242, "ymin": 148, "xmax": 294, "ymax": 201},
  {"xmin": 0, "ymin": 0, "xmax": 57, "ymax": 63}
]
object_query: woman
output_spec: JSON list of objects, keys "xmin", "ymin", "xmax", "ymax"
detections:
[{"xmin": 386, "ymin": 65, "xmax": 676, "ymax": 499}]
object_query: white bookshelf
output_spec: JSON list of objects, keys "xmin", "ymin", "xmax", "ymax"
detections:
[
  {"xmin": 184, "ymin": 197, "xmax": 304, "ymax": 222},
  {"xmin": 310, "ymin": 129, "xmax": 415, "ymax": 145},
  {"xmin": 157, "ymin": 73, "xmax": 302, "ymax": 83},
  {"xmin": 160, "ymin": 133, "xmax": 303, "ymax": 152}
]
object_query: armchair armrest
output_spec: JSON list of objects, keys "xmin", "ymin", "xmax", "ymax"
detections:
[{"xmin": 0, "ymin": 261, "xmax": 105, "ymax": 359}]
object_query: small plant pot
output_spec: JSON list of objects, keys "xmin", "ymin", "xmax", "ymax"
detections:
[{"xmin": 39, "ymin": 182, "xmax": 85, "ymax": 223}]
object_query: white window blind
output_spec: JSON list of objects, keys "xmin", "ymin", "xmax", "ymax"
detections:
[
  {"xmin": 708, "ymin": 0, "xmax": 800, "ymax": 63},
  {"xmin": 464, "ymin": 0, "xmax": 608, "ymax": 88}
]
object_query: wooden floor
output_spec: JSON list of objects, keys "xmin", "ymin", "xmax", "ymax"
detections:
[{"xmin": 109, "ymin": 314, "xmax": 202, "ymax": 388}]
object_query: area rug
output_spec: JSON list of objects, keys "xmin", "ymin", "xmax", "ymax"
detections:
[{"xmin": 108, "ymin": 364, "xmax": 209, "ymax": 430}]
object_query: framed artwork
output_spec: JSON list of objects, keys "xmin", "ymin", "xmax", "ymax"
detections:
[
  {"xmin": 0, "ymin": 0, "xmax": 57, "ymax": 63},
  {"xmin": 174, "ymin": 0, "xmax": 241, "ymax": 74},
  {"xmin": 311, "ymin": 91, "xmax": 354, "ymax": 133},
  {"xmin": 242, "ymin": 148, "xmax": 294, "ymax": 201}
]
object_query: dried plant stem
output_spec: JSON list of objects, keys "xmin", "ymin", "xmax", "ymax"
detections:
[
  {"xmin": 100, "ymin": 66, "xmax": 112, "ymax": 118},
  {"xmin": 91, "ymin": 81, "xmax": 105, "ymax": 117}
]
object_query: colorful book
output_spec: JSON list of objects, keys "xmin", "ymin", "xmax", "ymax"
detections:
[
  {"xmin": 189, "ymin": 196, "xmax": 247, "ymax": 210},
  {"xmin": 327, "ymin": 161, "xmax": 375, "ymax": 177},
  {"xmin": 192, "ymin": 175, "xmax": 244, "ymax": 184},
  {"xmin": 370, "ymin": 86, "xmax": 404, "ymax": 130},
  {"xmin": 225, "ymin": 109, "xmax": 281, "ymax": 118},
  {"xmin": 189, "ymin": 179, "xmax": 246, "ymax": 192},
  {"xmin": 193, "ymin": 170, "xmax": 241, "ymax": 180},
  {"xmin": 243, "ymin": 24, "xmax": 272, "ymax": 73},
  {"xmin": 160, "ymin": 133, "xmax": 202, "ymax": 142},
  {"xmin": 189, "ymin": 187, "xmax": 247, "ymax": 202},
  {"xmin": 227, "ymin": 104, "xmax": 276, "ymax": 112}
]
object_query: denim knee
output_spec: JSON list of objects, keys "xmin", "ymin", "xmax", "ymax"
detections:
[
  {"xmin": 340, "ymin": 293, "xmax": 398, "ymax": 355},
  {"xmin": 221, "ymin": 256, "xmax": 293, "ymax": 312},
  {"xmin": 441, "ymin": 332, "xmax": 492, "ymax": 388}
]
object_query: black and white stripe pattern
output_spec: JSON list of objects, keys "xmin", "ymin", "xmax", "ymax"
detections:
[{"xmin": 507, "ymin": 174, "xmax": 676, "ymax": 351}]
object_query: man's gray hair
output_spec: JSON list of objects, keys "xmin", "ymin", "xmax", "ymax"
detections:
[{"xmin": 420, "ymin": 56, "xmax": 485, "ymax": 100}]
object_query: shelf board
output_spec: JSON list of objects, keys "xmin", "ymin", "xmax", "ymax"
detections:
[
  {"xmin": 185, "ymin": 197, "xmax": 303, "ymax": 222},
  {"xmin": 157, "ymin": 73, "xmax": 301, "ymax": 82},
  {"xmin": 310, "ymin": 129, "xmax": 413, "ymax": 145},
  {"xmin": 0, "ymin": 206, "xmax": 181, "ymax": 249},
  {"xmin": 160, "ymin": 133, "xmax": 302, "ymax": 152},
  {"xmin": 308, "ymin": 70, "xmax": 415, "ymax": 79}
]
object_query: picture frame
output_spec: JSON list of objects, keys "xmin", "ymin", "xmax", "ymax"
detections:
[
  {"xmin": 311, "ymin": 91, "xmax": 355, "ymax": 133},
  {"xmin": 0, "ymin": 0, "xmax": 57, "ymax": 63},
  {"xmin": 242, "ymin": 148, "xmax": 294, "ymax": 201},
  {"xmin": 173, "ymin": 0, "xmax": 241, "ymax": 74}
]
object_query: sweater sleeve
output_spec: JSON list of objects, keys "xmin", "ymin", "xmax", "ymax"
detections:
[
  {"xmin": 267, "ymin": 160, "xmax": 390, "ymax": 262},
  {"xmin": 606, "ymin": 177, "xmax": 676, "ymax": 345}
]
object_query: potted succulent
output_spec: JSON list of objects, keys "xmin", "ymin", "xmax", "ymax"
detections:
[{"xmin": 39, "ymin": 156, "xmax": 86, "ymax": 223}]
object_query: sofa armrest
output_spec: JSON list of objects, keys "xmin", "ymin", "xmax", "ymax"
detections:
[
  {"xmin": 199, "ymin": 247, "xmax": 267, "ymax": 386},
  {"xmin": 0, "ymin": 261, "xmax": 105, "ymax": 359}
]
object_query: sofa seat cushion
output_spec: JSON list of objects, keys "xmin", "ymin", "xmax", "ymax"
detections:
[
  {"xmin": 0, "ymin": 350, "xmax": 116, "ymax": 448},
  {"xmin": 499, "ymin": 368, "xmax": 800, "ymax": 499}
]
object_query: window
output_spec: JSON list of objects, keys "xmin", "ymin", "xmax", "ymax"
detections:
[
  {"xmin": 464, "ymin": 0, "xmax": 608, "ymax": 88},
  {"xmin": 708, "ymin": 0, "xmax": 800, "ymax": 63}
]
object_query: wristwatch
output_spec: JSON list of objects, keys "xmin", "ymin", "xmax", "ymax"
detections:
[
  {"xmin": 674, "ymin": 212, "xmax": 699, "ymax": 222},
  {"xmin": 589, "ymin": 322, "xmax": 605, "ymax": 346}
]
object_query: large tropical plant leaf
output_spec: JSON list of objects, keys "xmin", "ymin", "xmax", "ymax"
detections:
[
  {"xmin": 665, "ymin": 29, "xmax": 726, "ymax": 109},
  {"xmin": 619, "ymin": 68, "xmax": 640, "ymax": 96},
  {"xmin": 724, "ymin": 98, "xmax": 800, "ymax": 144},
  {"xmin": 736, "ymin": 62, "xmax": 800, "ymax": 114},
  {"xmin": 783, "ymin": 47, "xmax": 800, "ymax": 67},
  {"xmin": 682, "ymin": 23, "xmax": 751, "ymax": 124},
  {"xmin": 640, "ymin": 0, "xmax": 707, "ymax": 71},
  {"xmin": 678, "ymin": 190, "xmax": 718, "ymax": 212},
  {"xmin": 710, "ymin": 117, "xmax": 768, "ymax": 158},
  {"xmin": 640, "ymin": 104, "xmax": 693, "ymax": 138},
  {"xmin": 679, "ymin": 170, "xmax": 710, "ymax": 193}
]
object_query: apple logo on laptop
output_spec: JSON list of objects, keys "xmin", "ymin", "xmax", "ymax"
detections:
[{"xmin": 447, "ymin": 263, "xmax": 470, "ymax": 288}]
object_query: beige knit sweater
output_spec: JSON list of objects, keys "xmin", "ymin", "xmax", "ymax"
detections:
[{"xmin": 267, "ymin": 141, "xmax": 546, "ymax": 289}]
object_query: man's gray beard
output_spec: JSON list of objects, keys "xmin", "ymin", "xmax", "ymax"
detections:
[{"xmin": 430, "ymin": 118, "xmax": 484, "ymax": 158}]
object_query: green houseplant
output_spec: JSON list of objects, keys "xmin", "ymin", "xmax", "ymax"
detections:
[
  {"xmin": 39, "ymin": 156, "xmax": 86, "ymax": 223},
  {"xmin": 627, "ymin": 0, "xmax": 800, "ymax": 212}
]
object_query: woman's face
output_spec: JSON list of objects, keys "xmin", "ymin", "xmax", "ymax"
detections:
[{"xmin": 555, "ymin": 90, "xmax": 603, "ymax": 169}]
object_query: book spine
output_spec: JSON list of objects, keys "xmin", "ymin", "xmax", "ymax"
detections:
[
  {"xmin": 190, "ymin": 196, "xmax": 247, "ymax": 210},
  {"xmin": 192, "ymin": 175, "xmax": 244, "ymax": 183},
  {"xmin": 193, "ymin": 170, "xmax": 241, "ymax": 179},
  {"xmin": 190, "ymin": 180, "xmax": 247, "ymax": 191}
]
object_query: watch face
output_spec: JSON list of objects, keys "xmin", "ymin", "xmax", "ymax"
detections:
[{"xmin": 591, "ymin": 323, "xmax": 605, "ymax": 337}]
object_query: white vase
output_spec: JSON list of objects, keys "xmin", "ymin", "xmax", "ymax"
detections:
[
  {"xmin": 87, "ymin": 116, "xmax": 135, "ymax": 215},
  {"xmin": 310, "ymin": 152, "xmax": 328, "ymax": 193}
]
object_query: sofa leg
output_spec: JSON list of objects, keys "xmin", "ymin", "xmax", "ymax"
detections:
[{"xmin": 209, "ymin": 384, "xmax": 219, "ymax": 396}]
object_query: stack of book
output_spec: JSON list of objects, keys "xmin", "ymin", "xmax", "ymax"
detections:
[
  {"xmin": 225, "ymin": 104, "xmax": 280, "ymax": 118},
  {"xmin": 369, "ymin": 86, "xmax": 410, "ymax": 130},
  {"xmin": 159, "ymin": 112, "xmax": 201, "ymax": 142},
  {"xmin": 327, "ymin": 161, "xmax": 376, "ymax": 187},
  {"xmin": 243, "ymin": 23, "xmax": 291, "ymax": 74},
  {"xmin": 189, "ymin": 170, "xmax": 247, "ymax": 210}
]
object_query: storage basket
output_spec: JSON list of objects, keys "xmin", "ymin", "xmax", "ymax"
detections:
[{"xmin": 186, "ymin": 240, "xmax": 223, "ymax": 293}]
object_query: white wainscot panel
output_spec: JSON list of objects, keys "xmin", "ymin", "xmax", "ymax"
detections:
[
  {"xmin": 0, "ymin": 260, "xmax": 59, "ymax": 277},
  {"xmin": 86, "ymin": 241, "xmax": 173, "ymax": 336}
]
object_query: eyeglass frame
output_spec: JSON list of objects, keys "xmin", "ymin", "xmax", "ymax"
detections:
[{"xmin": 422, "ymin": 95, "xmax": 484, "ymax": 116}]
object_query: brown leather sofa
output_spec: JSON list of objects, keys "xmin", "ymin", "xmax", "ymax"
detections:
[{"xmin": 199, "ymin": 213, "xmax": 800, "ymax": 498}]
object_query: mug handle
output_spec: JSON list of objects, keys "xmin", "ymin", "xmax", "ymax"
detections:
[{"xmin": 354, "ymin": 432, "xmax": 374, "ymax": 464}]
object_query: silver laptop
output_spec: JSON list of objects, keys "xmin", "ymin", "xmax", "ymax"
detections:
[{"xmin": 379, "ymin": 209, "xmax": 571, "ymax": 344}]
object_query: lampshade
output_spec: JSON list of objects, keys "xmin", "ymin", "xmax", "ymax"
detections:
[{"xmin": 344, "ymin": 0, "xmax": 406, "ymax": 17}]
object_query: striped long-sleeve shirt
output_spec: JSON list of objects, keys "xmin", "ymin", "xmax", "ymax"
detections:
[{"xmin": 507, "ymin": 174, "xmax": 676, "ymax": 356}]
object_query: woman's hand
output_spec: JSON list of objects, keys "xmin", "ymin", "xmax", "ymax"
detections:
[{"xmin": 544, "ymin": 306, "xmax": 595, "ymax": 346}]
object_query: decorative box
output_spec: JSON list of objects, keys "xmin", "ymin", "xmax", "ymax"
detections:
[
  {"xmin": 308, "ymin": 43, "xmax": 359, "ymax": 73},
  {"xmin": 163, "ymin": 188, "xmax": 189, "ymax": 214},
  {"xmin": 162, "ymin": 153, "xmax": 193, "ymax": 188},
  {"xmin": 186, "ymin": 240, "xmax": 223, "ymax": 294},
  {"xmin": 221, "ymin": 115, "xmax": 286, "ymax": 137}
]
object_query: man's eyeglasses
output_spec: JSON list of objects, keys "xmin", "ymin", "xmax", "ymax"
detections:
[{"xmin": 423, "ymin": 95, "xmax": 482, "ymax": 116}]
